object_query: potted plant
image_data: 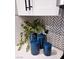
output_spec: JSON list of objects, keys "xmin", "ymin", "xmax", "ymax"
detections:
[{"xmin": 17, "ymin": 19, "xmax": 45, "ymax": 52}]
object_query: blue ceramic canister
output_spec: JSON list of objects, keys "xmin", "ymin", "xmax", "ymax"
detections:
[
  {"xmin": 43, "ymin": 42, "xmax": 52, "ymax": 56},
  {"xmin": 37, "ymin": 33, "xmax": 47, "ymax": 49},
  {"xmin": 30, "ymin": 33, "xmax": 37, "ymax": 43},
  {"xmin": 31, "ymin": 41, "xmax": 40, "ymax": 55}
]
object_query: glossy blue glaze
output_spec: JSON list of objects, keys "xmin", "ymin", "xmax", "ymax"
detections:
[
  {"xmin": 30, "ymin": 33, "xmax": 37, "ymax": 43},
  {"xmin": 31, "ymin": 41, "xmax": 40, "ymax": 55},
  {"xmin": 37, "ymin": 33, "xmax": 47, "ymax": 49},
  {"xmin": 43, "ymin": 42, "xmax": 52, "ymax": 56}
]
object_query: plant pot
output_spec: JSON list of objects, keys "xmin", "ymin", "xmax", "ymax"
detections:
[
  {"xmin": 37, "ymin": 33, "xmax": 47, "ymax": 49},
  {"xmin": 31, "ymin": 41, "xmax": 40, "ymax": 55},
  {"xmin": 30, "ymin": 33, "xmax": 37, "ymax": 43},
  {"xmin": 43, "ymin": 42, "xmax": 52, "ymax": 56}
]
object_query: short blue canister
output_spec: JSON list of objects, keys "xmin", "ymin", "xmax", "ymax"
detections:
[{"xmin": 43, "ymin": 42, "xmax": 52, "ymax": 56}]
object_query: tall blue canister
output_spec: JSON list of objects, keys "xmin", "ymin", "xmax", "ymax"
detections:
[
  {"xmin": 43, "ymin": 42, "xmax": 52, "ymax": 56},
  {"xmin": 37, "ymin": 33, "xmax": 47, "ymax": 49},
  {"xmin": 30, "ymin": 33, "xmax": 37, "ymax": 42},
  {"xmin": 31, "ymin": 41, "xmax": 40, "ymax": 55},
  {"xmin": 30, "ymin": 33, "xmax": 40, "ymax": 55}
]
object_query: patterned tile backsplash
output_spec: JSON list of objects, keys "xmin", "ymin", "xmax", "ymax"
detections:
[{"xmin": 15, "ymin": 16, "xmax": 64, "ymax": 51}]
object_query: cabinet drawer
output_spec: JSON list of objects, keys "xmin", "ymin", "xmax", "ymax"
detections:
[{"xmin": 33, "ymin": 0, "xmax": 59, "ymax": 15}]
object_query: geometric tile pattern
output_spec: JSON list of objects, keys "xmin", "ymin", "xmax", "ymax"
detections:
[{"xmin": 16, "ymin": 16, "xmax": 64, "ymax": 51}]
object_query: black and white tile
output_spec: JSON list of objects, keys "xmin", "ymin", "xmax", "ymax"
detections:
[{"xmin": 15, "ymin": 16, "xmax": 64, "ymax": 51}]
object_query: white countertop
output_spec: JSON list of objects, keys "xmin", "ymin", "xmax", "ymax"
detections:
[{"xmin": 15, "ymin": 45, "xmax": 63, "ymax": 59}]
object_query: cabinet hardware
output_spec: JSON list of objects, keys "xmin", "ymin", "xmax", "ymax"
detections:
[
  {"xmin": 25, "ymin": 0, "xmax": 32, "ymax": 11},
  {"xmin": 28, "ymin": 0, "xmax": 32, "ymax": 10}
]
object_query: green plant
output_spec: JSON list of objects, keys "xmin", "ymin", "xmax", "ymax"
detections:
[{"xmin": 17, "ymin": 19, "xmax": 45, "ymax": 52}]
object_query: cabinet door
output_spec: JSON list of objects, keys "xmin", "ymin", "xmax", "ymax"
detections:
[
  {"xmin": 16, "ymin": 0, "xmax": 59, "ymax": 16},
  {"xmin": 33, "ymin": 0, "xmax": 59, "ymax": 15},
  {"xmin": 16, "ymin": 0, "xmax": 33, "ymax": 15}
]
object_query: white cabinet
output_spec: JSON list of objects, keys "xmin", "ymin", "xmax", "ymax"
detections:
[
  {"xmin": 16, "ymin": 0, "xmax": 59, "ymax": 16},
  {"xmin": 33, "ymin": 0, "xmax": 59, "ymax": 15},
  {"xmin": 16, "ymin": 0, "xmax": 33, "ymax": 15}
]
